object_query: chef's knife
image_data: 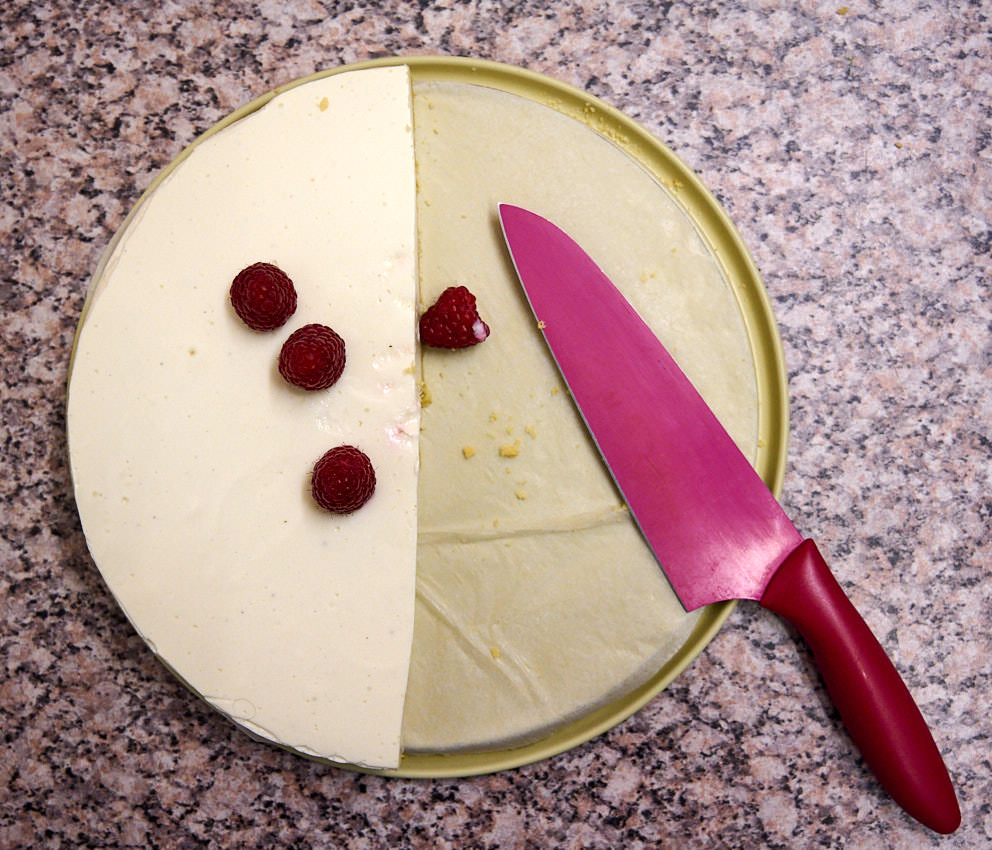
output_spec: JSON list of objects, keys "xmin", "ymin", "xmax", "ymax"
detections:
[{"xmin": 498, "ymin": 203, "xmax": 959, "ymax": 834}]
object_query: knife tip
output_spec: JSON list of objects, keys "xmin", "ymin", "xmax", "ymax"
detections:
[
  {"xmin": 496, "ymin": 203, "xmax": 533, "ymax": 231},
  {"xmin": 496, "ymin": 202, "xmax": 521, "ymax": 234}
]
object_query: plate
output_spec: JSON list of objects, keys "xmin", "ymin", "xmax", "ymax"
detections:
[{"xmin": 71, "ymin": 56, "xmax": 789, "ymax": 778}]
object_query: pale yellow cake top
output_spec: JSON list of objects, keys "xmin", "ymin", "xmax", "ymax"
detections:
[{"xmin": 404, "ymin": 80, "xmax": 757, "ymax": 752}]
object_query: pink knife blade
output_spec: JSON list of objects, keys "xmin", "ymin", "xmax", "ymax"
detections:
[{"xmin": 497, "ymin": 203, "xmax": 959, "ymax": 834}]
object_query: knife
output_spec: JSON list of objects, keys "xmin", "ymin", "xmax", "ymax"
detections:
[{"xmin": 497, "ymin": 203, "xmax": 960, "ymax": 834}]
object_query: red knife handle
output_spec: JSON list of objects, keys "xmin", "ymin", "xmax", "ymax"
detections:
[{"xmin": 759, "ymin": 539, "xmax": 960, "ymax": 834}]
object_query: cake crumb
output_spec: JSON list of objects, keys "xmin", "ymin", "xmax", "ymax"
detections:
[
  {"xmin": 537, "ymin": 319, "xmax": 547, "ymax": 329},
  {"xmin": 489, "ymin": 647, "xmax": 501, "ymax": 659},
  {"xmin": 420, "ymin": 381, "xmax": 432, "ymax": 407},
  {"xmin": 499, "ymin": 441, "xmax": 521, "ymax": 458},
  {"xmin": 514, "ymin": 489, "xmax": 527, "ymax": 500},
  {"xmin": 525, "ymin": 424, "xmax": 537, "ymax": 438},
  {"xmin": 462, "ymin": 445, "xmax": 476, "ymax": 459},
  {"xmin": 318, "ymin": 96, "xmax": 329, "ymax": 111},
  {"xmin": 489, "ymin": 411, "xmax": 499, "ymax": 422}
]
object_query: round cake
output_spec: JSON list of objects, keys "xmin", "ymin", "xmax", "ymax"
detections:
[{"xmin": 67, "ymin": 60, "xmax": 782, "ymax": 773}]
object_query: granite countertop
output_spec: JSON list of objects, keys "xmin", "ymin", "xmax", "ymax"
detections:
[{"xmin": 3, "ymin": 1, "xmax": 990, "ymax": 847}]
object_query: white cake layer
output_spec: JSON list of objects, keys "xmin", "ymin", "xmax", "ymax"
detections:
[{"xmin": 68, "ymin": 67, "xmax": 420, "ymax": 769}]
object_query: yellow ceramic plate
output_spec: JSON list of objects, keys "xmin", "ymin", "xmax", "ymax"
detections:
[{"xmin": 73, "ymin": 56, "xmax": 789, "ymax": 779}]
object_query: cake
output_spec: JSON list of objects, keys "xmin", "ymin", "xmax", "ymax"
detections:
[
  {"xmin": 404, "ymin": 80, "xmax": 757, "ymax": 753},
  {"xmin": 68, "ymin": 63, "xmax": 762, "ymax": 770},
  {"xmin": 68, "ymin": 66, "xmax": 420, "ymax": 769}
]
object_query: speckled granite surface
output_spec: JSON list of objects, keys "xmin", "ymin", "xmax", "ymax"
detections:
[{"xmin": 2, "ymin": 1, "xmax": 990, "ymax": 847}]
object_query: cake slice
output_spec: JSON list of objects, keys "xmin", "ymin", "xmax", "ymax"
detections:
[{"xmin": 67, "ymin": 66, "xmax": 420, "ymax": 769}]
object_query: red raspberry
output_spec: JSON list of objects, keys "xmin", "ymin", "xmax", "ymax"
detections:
[
  {"xmin": 230, "ymin": 262, "xmax": 297, "ymax": 330},
  {"xmin": 278, "ymin": 323, "xmax": 346, "ymax": 391},
  {"xmin": 311, "ymin": 445, "xmax": 376, "ymax": 514},
  {"xmin": 419, "ymin": 285, "xmax": 490, "ymax": 349}
]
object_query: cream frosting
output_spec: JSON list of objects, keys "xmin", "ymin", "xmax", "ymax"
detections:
[{"xmin": 68, "ymin": 67, "xmax": 419, "ymax": 769}]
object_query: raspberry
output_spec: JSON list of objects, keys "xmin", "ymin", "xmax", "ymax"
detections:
[
  {"xmin": 311, "ymin": 445, "xmax": 376, "ymax": 514},
  {"xmin": 230, "ymin": 262, "xmax": 297, "ymax": 330},
  {"xmin": 278, "ymin": 323, "xmax": 346, "ymax": 391},
  {"xmin": 419, "ymin": 285, "xmax": 490, "ymax": 349}
]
